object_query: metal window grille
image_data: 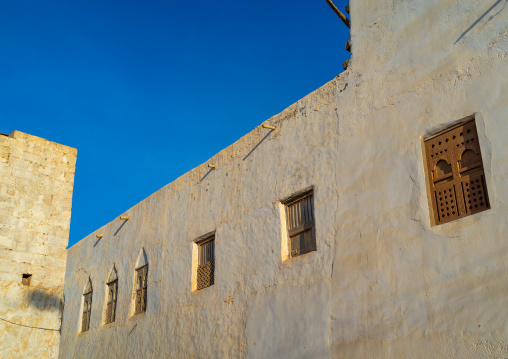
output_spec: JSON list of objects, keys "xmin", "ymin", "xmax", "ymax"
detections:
[
  {"xmin": 424, "ymin": 118, "xmax": 489, "ymax": 225},
  {"xmin": 105, "ymin": 280, "xmax": 117, "ymax": 324},
  {"xmin": 135, "ymin": 265, "xmax": 148, "ymax": 314},
  {"xmin": 196, "ymin": 236, "xmax": 215, "ymax": 290},
  {"xmin": 82, "ymin": 291, "xmax": 92, "ymax": 332},
  {"xmin": 284, "ymin": 190, "xmax": 316, "ymax": 258}
]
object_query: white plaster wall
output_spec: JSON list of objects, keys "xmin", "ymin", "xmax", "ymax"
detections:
[
  {"xmin": 60, "ymin": 1, "xmax": 508, "ymax": 358},
  {"xmin": 0, "ymin": 131, "xmax": 76, "ymax": 358}
]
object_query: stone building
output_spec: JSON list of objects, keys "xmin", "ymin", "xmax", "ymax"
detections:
[
  {"xmin": 60, "ymin": 0, "xmax": 508, "ymax": 358},
  {"xmin": 0, "ymin": 131, "xmax": 77, "ymax": 358}
]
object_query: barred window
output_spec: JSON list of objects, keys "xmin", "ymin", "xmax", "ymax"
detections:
[
  {"xmin": 135, "ymin": 265, "xmax": 148, "ymax": 314},
  {"xmin": 196, "ymin": 235, "xmax": 215, "ymax": 290},
  {"xmin": 82, "ymin": 284, "xmax": 92, "ymax": 332},
  {"xmin": 283, "ymin": 190, "xmax": 316, "ymax": 258},
  {"xmin": 424, "ymin": 118, "xmax": 490, "ymax": 225},
  {"xmin": 105, "ymin": 280, "xmax": 117, "ymax": 324}
]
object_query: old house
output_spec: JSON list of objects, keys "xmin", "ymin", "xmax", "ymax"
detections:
[
  {"xmin": 59, "ymin": 1, "xmax": 508, "ymax": 357},
  {"xmin": 2, "ymin": 0, "xmax": 508, "ymax": 358}
]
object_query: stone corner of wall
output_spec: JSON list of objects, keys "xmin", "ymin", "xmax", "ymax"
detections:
[{"xmin": 9, "ymin": 130, "xmax": 77, "ymax": 155}]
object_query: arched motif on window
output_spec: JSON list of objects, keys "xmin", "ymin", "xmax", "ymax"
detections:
[
  {"xmin": 82, "ymin": 278, "xmax": 93, "ymax": 332},
  {"xmin": 134, "ymin": 249, "xmax": 148, "ymax": 314},
  {"xmin": 423, "ymin": 118, "xmax": 489, "ymax": 225},
  {"xmin": 105, "ymin": 265, "xmax": 118, "ymax": 324},
  {"xmin": 459, "ymin": 149, "xmax": 480, "ymax": 169},
  {"xmin": 433, "ymin": 159, "xmax": 452, "ymax": 179}
]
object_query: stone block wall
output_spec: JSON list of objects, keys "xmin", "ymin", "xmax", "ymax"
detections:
[{"xmin": 0, "ymin": 131, "xmax": 76, "ymax": 358}]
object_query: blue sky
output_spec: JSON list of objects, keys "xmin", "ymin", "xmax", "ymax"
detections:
[{"xmin": 1, "ymin": 0, "xmax": 351, "ymax": 247}]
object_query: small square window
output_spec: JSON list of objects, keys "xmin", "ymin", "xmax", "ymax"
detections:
[
  {"xmin": 134, "ymin": 265, "xmax": 148, "ymax": 314},
  {"xmin": 283, "ymin": 189, "xmax": 316, "ymax": 258},
  {"xmin": 423, "ymin": 118, "xmax": 490, "ymax": 225},
  {"xmin": 22, "ymin": 274, "xmax": 32, "ymax": 286},
  {"xmin": 196, "ymin": 235, "xmax": 215, "ymax": 290},
  {"xmin": 105, "ymin": 280, "xmax": 117, "ymax": 324}
]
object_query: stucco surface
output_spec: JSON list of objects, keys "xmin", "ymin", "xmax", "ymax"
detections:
[
  {"xmin": 60, "ymin": 0, "xmax": 508, "ymax": 358},
  {"xmin": 0, "ymin": 131, "xmax": 76, "ymax": 358}
]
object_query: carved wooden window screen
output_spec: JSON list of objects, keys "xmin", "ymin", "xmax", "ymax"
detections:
[
  {"xmin": 284, "ymin": 190, "xmax": 316, "ymax": 257},
  {"xmin": 424, "ymin": 119, "xmax": 489, "ymax": 225},
  {"xmin": 197, "ymin": 235, "xmax": 215, "ymax": 290},
  {"xmin": 82, "ymin": 291, "xmax": 92, "ymax": 332},
  {"xmin": 105, "ymin": 280, "xmax": 117, "ymax": 324},
  {"xmin": 135, "ymin": 265, "xmax": 148, "ymax": 314}
]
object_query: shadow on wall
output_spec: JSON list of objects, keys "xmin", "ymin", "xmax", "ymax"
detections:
[
  {"xmin": 200, "ymin": 168, "xmax": 214, "ymax": 183},
  {"xmin": 0, "ymin": 287, "xmax": 64, "ymax": 332},
  {"xmin": 26, "ymin": 287, "xmax": 64, "ymax": 312},
  {"xmin": 455, "ymin": 0, "xmax": 507, "ymax": 44},
  {"xmin": 113, "ymin": 220, "xmax": 128, "ymax": 236},
  {"xmin": 243, "ymin": 130, "xmax": 273, "ymax": 161}
]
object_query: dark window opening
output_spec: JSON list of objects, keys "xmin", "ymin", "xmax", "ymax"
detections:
[
  {"xmin": 22, "ymin": 274, "xmax": 32, "ymax": 286},
  {"xmin": 135, "ymin": 265, "xmax": 148, "ymax": 314},
  {"xmin": 82, "ymin": 291, "xmax": 92, "ymax": 332},
  {"xmin": 196, "ymin": 235, "xmax": 215, "ymax": 290},
  {"xmin": 105, "ymin": 280, "xmax": 118, "ymax": 324}
]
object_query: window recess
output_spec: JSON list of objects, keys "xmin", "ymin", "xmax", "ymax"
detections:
[
  {"xmin": 423, "ymin": 118, "xmax": 490, "ymax": 225},
  {"xmin": 135, "ymin": 265, "xmax": 148, "ymax": 314},
  {"xmin": 196, "ymin": 235, "xmax": 215, "ymax": 290},
  {"xmin": 22, "ymin": 274, "xmax": 32, "ymax": 286},
  {"xmin": 283, "ymin": 189, "xmax": 316, "ymax": 258},
  {"xmin": 105, "ymin": 280, "xmax": 117, "ymax": 324},
  {"xmin": 82, "ymin": 284, "xmax": 92, "ymax": 332}
]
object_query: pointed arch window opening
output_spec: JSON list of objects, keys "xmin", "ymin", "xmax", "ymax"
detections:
[
  {"xmin": 82, "ymin": 280, "xmax": 93, "ymax": 332},
  {"xmin": 106, "ymin": 279, "xmax": 118, "ymax": 324},
  {"xmin": 135, "ymin": 264, "xmax": 148, "ymax": 314}
]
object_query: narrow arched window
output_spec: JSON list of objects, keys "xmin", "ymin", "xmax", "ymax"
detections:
[
  {"xmin": 82, "ymin": 279, "xmax": 93, "ymax": 332},
  {"xmin": 106, "ymin": 266, "xmax": 118, "ymax": 324},
  {"xmin": 135, "ymin": 264, "xmax": 148, "ymax": 314}
]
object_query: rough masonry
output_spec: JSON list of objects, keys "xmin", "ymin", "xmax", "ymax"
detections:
[{"xmin": 0, "ymin": 131, "xmax": 77, "ymax": 358}]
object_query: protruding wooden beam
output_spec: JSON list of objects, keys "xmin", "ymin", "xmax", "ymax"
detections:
[
  {"xmin": 262, "ymin": 124, "xmax": 276, "ymax": 130},
  {"xmin": 208, "ymin": 164, "xmax": 215, "ymax": 169},
  {"xmin": 96, "ymin": 234, "xmax": 104, "ymax": 239},
  {"xmin": 345, "ymin": 39, "xmax": 351, "ymax": 52},
  {"xmin": 119, "ymin": 216, "xmax": 129, "ymax": 220},
  {"xmin": 325, "ymin": 0, "xmax": 350, "ymax": 28}
]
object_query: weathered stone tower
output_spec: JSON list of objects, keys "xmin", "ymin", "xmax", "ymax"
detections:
[{"xmin": 0, "ymin": 131, "xmax": 76, "ymax": 358}]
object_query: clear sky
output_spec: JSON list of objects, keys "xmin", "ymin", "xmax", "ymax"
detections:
[{"xmin": 1, "ymin": 0, "xmax": 351, "ymax": 247}]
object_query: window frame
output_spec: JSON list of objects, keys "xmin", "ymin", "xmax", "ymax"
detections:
[
  {"xmin": 105, "ymin": 279, "xmax": 118, "ymax": 324},
  {"xmin": 282, "ymin": 189, "xmax": 316, "ymax": 258},
  {"xmin": 134, "ymin": 264, "xmax": 148, "ymax": 315},
  {"xmin": 423, "ymin": 117, "xmax": 490, "ymax": 225},
  {"xmin": 196, "ymin": 234, "xmax": 215, "ymax": 290},
  {"xmin": 82, "ymin": 290, "xmax": 92, "ymax": 332}
]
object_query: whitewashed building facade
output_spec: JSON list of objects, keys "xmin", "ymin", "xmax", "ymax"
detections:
[{"xmin": 60, "ymin": 1, "xmax": 508, "ymax": 358}]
